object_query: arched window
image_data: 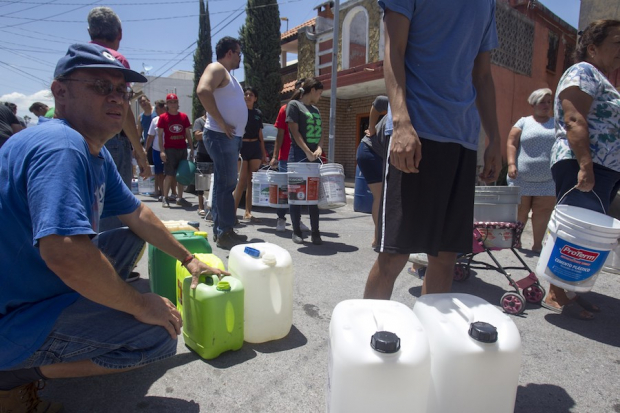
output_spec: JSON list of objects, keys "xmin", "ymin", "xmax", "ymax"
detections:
[{"xmin": 342, "ymin": 6, "xmax": 368, "ymax": 69}]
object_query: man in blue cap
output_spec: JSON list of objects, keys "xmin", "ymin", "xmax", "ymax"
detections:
[{"xmin": 0, "ymin": 43, "xmax": 227, "ymax": 412}]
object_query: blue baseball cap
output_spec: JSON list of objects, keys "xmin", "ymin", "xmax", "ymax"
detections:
[{"xmin": 54, "ymin": 43, "xmax": 147, "ymax": 83}]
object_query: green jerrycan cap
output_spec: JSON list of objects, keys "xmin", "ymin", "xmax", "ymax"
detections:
[{"xmin": 216, "ymin": 281, "xmax": 231, "ymax": 291}]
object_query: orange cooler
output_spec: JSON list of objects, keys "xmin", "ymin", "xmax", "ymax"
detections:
[{"xmin": 182, "ymin": 274, "xmax": 244, "ymax": 360}]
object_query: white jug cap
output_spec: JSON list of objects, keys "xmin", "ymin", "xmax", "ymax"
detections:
[{"xmin": 262, "ymin": 253, "xmax": 277, "ymax": 266}]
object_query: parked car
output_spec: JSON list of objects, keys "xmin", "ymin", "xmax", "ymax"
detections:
[{"xmin": 262, "ymin": 123, "xmax": 277, "ymax": 167}]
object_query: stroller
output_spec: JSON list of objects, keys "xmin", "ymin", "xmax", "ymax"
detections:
[{"xmin": 410, "ymin": 221, "xmax": 545, "ymax": 315}]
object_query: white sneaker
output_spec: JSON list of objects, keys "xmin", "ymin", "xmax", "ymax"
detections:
[
  {"xmin": 300, "ymin": 221, "xmax": 310, "ymax": 232},
  {"xmin": 276, "ymin": 218, "xmax": 286, "ymax": 232}
]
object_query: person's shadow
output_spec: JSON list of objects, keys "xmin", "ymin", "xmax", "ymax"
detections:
[
  {"xmin": 40, "ymin": 352, "xmax": 200, "ymax": 412},
  {"xmin": 514, "ymin": 383, "xmax": 576, "ymax": 412}
]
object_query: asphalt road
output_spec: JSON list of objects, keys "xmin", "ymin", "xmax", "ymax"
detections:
[{"xmin": 41, "ymin": 189, "xmax": 620, "ymax": 413}]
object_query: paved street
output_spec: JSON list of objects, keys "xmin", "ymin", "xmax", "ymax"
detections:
[{"xmin": 41, "ymin": 188, "xmax": 620, "ymax": 413}]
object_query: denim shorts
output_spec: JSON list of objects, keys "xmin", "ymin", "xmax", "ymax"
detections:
[
  {"xmin": 356, "ymin": 142, "xmax": 384, "ymax": 184},
  {"xmin": 8, "ymin": 228, "xmax": 177, "ymax": 370}
]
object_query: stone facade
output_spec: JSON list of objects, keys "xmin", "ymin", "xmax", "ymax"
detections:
[
  {"xmin": 337, "ymin": 0, "xmax": 383, "ymax": 70},
  {"xmin": 297, "ymin": 28, "xmax": 316, "ymax": 80}
]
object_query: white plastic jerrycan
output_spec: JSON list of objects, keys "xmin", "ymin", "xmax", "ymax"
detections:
[
  {"xmin": 228, "ymin": 243, "xmax": 293, "ymax": 343},
  {"xmin": 327, "ymin": 299, "xmax": 431, "ymax": 413},
  {"xmin": 413, "ymin": 293, "xmax": 522, "ymax": 413}
]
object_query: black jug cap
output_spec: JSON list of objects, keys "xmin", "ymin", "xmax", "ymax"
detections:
[
  {"xmin": 370, "ymin": 331, "xmax": 400, "ymax": 353},
  {"xmin": 469, "ymin": 321, "xmax": 498, "ymax": 343},
  {"xmin": 187, "ymin": 221, "xmax": 200, "ymax": 229}
]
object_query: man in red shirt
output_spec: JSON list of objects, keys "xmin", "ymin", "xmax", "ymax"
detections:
[{"xmin": 157, "ymin": 93, "xmax": 194, "ymax": 207}]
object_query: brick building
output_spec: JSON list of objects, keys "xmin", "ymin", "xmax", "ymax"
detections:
[{"xmin": 279, "ymin": 0, "xmax": 577, "ymax": 177}]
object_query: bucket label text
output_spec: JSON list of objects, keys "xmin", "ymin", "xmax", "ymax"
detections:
[{"xmin": 547, "ymin": 237, "xmax": 609, "ymax": 282}]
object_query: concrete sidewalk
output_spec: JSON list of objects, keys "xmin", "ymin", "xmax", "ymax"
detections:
[{"xmin": 41, "ymin": 189, "xmax": 620, "ymax": 413}]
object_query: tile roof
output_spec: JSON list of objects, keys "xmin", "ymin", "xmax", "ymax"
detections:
[
  {"xmin": 281, "ymin": 80, "xmax": 298, "ymax": 95},
  {"xmin": 281, "ymin": 18, "xmax": 316, "ymax": 42}
]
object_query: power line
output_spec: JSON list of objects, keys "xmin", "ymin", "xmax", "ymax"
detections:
[
  {"xmin": 0, "ymin": 0, "xmax": 104, "ymax": 29},
  {"xmin": 0, "ymin": 61, "xmax": 49, "ymax": 86}
]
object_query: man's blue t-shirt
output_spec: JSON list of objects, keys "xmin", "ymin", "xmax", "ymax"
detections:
[
  {"xmin": 139, "ymin": 111, "xmax": 156, "ymax": 142},
  {"xmin": 379, "ymin": 0, "xmax": 498, "ymax": 150},
  {"xmin": 0, "ymin": 119, "xmax": 140, "ymax": 369}
]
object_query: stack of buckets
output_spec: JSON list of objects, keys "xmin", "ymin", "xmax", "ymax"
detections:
[
  {"xmin": 327, "ymin": 294, "xmax": 522, "ymax": 413},
  {"xmin": 177, "ymin": 242, "xmax": 294, "ymax": 359},
  {"xmin": 252, "ymin": 168, "xmax": 271, "ymax": 207},
  {"xmin": 536, "ymin": 204, "xmax": 620, "ymax": 292},
  {"xmin": 473, "ymin": 186, "xmax": 520, "ymax": 248}
]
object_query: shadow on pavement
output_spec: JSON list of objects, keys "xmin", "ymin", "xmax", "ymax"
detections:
[
  {"xmin": 194, "ymin": 325, "xmax": 308, "ymax": 369},
  {"xmin": 515, "ymin": 383, "xmax": 575, "ymax": 413},
  {"xmin": 41, "ymin": 352, "xmax": 200, "ymax": 413},
  {"xmin": 544, "ymin": 292, "xmax": 620, "ymax": 347}
]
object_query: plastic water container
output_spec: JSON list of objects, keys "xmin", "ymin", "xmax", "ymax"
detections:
[
  {"xmin": 160, "ymin": 220, "xmax": 200, "ymax": 232},
  {"xmin": 288, "ymin": 162, "xmax": 320, "ymax": 205},
  {"xmin": 413, "ymin": 293, "xmax": 522, "ymax": 413},
  {"xmin": 474, "ymin": 186, "xmax": 520, "ymax": 222},
  {"xmin": 195, "ymin": 162, "xmax": 213, "ymax": 191},
  {"xmin": 227, "ymin": 242, "xmax": 293, "ymax": 343},
  {"xmin": 603, "ymin": 242, "xmax": 620, "ymax": 274},
  {"xmin": 252, "ymin": 170, "xmax": 271, "ymax": 207},
  {"xmin": 176, "ymin": 159, "xmax": 196, "ymax": 186},
  {"xmin": 327, "ymin": 299, "xmax": 431, "ymax": 413},
  {"xmin": 130, "ymin": 179, "xmax": 139, "ymax": 195},
  {"xmin": 268, "ymin": 172, "xmax": 288, "ymax": 208},
  {"xmin": 354, "ymin": 165, "xmax": 373, "ymax": 213},
  {"xmin": 148, "ymin": 231, "xmax": 211, "ymax": 304},
  {"xmin": 176, "ymin": 252, "xmax": 226, "ymax": 317},
  {"xmin": 138, "ymin": 165, "xmax": 156, "ymax": 195},
  {"xmin": 536, "ymin": 205, "xmax": 620, "ymax": 292},
  {"xmin": 182, "ymin": 274, "xmax": 244, "ymax": 360},
  {"xmin": 318, "ymin": 163, "xmax": 346, "ymax": 209}
]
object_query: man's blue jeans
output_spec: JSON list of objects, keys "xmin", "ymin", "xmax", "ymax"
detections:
[
  {"xmin": 7, "ymin": 228, "xmax": 176, "ymax": 371},
  {"xmin": 205, "ymin": 130, "xmax": 242, "ymax": 236},
  {"xmin": 100, "ymin": 134, "xmax": 133, "ymax": 232}
]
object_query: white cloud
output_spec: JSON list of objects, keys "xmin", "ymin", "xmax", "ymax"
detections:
[{"xmin": 1, "ymin": 90, "xmax": 54, "ymax": 126}]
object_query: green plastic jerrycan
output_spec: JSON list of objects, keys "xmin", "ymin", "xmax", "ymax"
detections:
[
  {"xmin": 182, "ymin": 274, "xmax": 244, "ymax": 360},
  {"xmin": 148, "ymin": 230, "xmax": 211, "ymax": 304},
  {"xmin": 176, "ymin": 252, "xmax": 226, "ymax": 318}
]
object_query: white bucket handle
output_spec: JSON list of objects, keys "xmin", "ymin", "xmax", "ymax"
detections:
[
  {"xmin": 557, "ymin": 185, "xmax": 605, "ymax": 214},
  {"xmin": 259, "ymin": 164, "xmax": 275, "ymax": 172}
]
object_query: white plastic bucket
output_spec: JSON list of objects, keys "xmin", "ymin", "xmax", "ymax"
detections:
[
  {"xmin": 474, "ymin": 186, "xmax": 520, "ymax": 223},
  {"xmin": 603, "ymin": 242, "xmax": 620, "ymax": 274},
  {"xmin": 327, "ymin": 299, "xmax": 430, "ymax": 413},
  {"xmin": 138, "ymin": 165, "xmax": 156, "ymax": 195},
  {"xmin": 194, "ymin": 162, "xmax": 212, "ymax": 191},
  {"xmin": 288, "ymin": 162, "xmax": 320, "ymax": 205},
  {"xmin": 206, "ymin": 174, "xmax": 214, "ymax": 209},
  {"xmin": 227, "ymin": 242, "xmax": 293, "ymax": 343},
  {"xmin": 318, "ymin": 163, "xmax": 346, "ymax": 209},
  {"xmin": 268, "ymin": 172, "xmax": 288, "ymax": 208},
  {"xmin": 413, "ymin": 293, "xmax": 522, "ymax": 413},
  {"xmin": 536, "ymin": 205, "xmax": 620, "ymax": 292},
  {"xmin": 251, "ymin": 170, "xmax": 270, "ymax": 207}
]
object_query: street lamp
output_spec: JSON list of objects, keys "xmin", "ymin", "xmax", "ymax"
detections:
[{"xmin": 280, "ymin": 17, "xmax": 289, "ymax": 32}]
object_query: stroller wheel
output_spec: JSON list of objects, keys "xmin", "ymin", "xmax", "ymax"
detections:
[
  {"xmin": 523, "ymin": 284, "xmax": 546, "ymax": 304},
  {"xmin": 453, "ymin": 264, "xmax": 470, "ymax": 282},
  {"xmin": 501, "ymin": 292, "xmax": 525, "ymax": 315}
]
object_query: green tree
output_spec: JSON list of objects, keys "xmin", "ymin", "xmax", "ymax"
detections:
[
  {"xmin": 192, "ymin": 0, "xmax": 212, "ymax": 122},
  {"xmin": 239, "ymin": 0, "xmax": 282, "ymax": 123}
]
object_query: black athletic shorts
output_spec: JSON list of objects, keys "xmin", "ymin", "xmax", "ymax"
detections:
[
  {"xmin": 376, "ymin": 137, "xmax": 477, "ymax": 256},
  {"xmin": 240, "ymin": 140, "xmax": 263, "ymax": 161}
]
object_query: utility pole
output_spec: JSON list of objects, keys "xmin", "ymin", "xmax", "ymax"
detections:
[{"xmin": 328, "ymin": 0, "xmax": 340, "ymax": 163}]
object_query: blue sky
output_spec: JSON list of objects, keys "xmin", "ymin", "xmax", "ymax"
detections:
[{"xmin": 0, "ymin": 0, "xmax": 580, "ymax": 121}]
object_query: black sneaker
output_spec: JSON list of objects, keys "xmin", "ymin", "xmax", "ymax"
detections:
[
  {"xmin": 216, "ymin": 230, "xmax": 246, "ymax": 250},
  {"xmin": 311, "ymin": 231, "xmax": 323, "ymax": 245},
  {"xmin": 230, "ymin": 230, "xmax": 247, "ymax": 242},
  {"xmin": 292, "ymin": 232, "xmax": 304, "ymax": 244}
]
